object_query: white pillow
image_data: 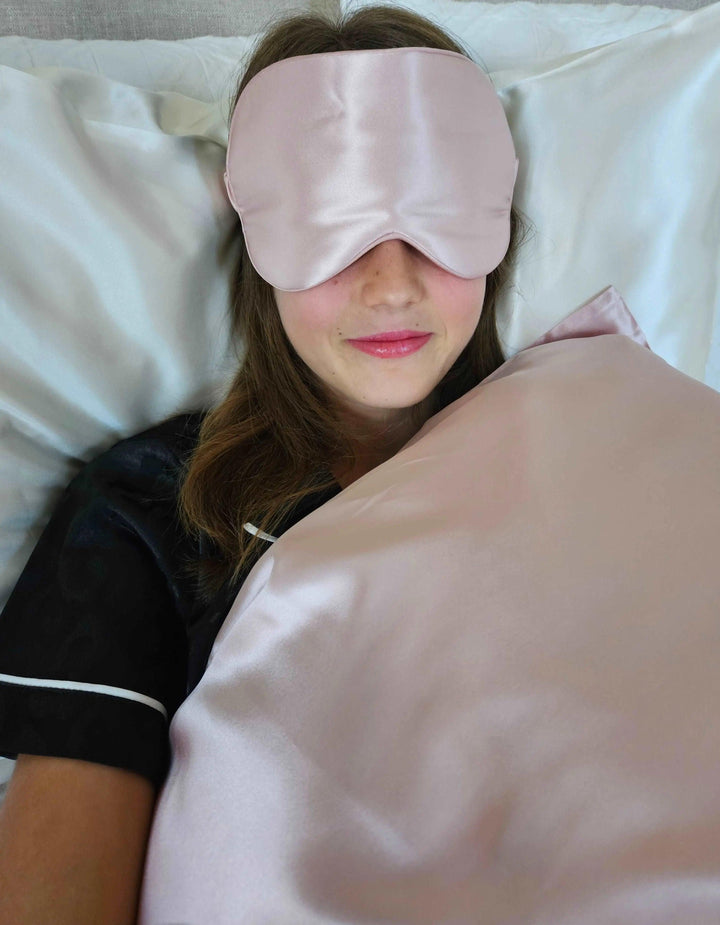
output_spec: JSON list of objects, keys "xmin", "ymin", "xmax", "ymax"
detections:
[
  {"xmin": 0, "ymin": 35, "xmax": 257, "ymax": 102},
  {"xmin": 358, "ymin": 0, "xmax": 685, "ymax": 74},
  {"xmin": 1, "ymin": 3, "xmax": 718, "ymax": 790},
  {"xmin": 0, "ymin": 4, "xmax": 683, "ymax": 96},
  {"xmin": 489, "ymin": 4, "xmax": 720, "ymax": 383},
  {"xmin": 0, "ymin": 61, "xmax": 240, "ymax": 587}
]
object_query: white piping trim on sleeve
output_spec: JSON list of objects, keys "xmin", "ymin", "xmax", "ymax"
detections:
[
  {"xmin": 0, "ymin": 672, "xmax": 168, "ymax": 721},
  {"xmin": 243, "ymin": 522, "xmax": 278, "ymax": 543}
]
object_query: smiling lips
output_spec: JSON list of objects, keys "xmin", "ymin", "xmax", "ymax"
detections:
[
  {"xmin": 347, "ymin": 331, "xmax": 433, "ymax": 358},
  {"xmin": 353, "ymin": 329, "xmax": 431, "ymax": 342}
]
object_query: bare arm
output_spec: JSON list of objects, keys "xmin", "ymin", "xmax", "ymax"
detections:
[{"xmin": 0, "ymin": 754, "xmax": 156, "ymax": 925}]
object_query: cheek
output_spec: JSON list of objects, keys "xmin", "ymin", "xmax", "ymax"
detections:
[
  {"xmin": 442, "ymin": 280, "xmax": 486, "ymax": 337},
  {"xmin": 277, "ymin": 294, "xmax": 341, "ymax": 356}
]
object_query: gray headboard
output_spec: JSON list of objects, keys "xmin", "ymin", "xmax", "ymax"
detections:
[
  {"xmin": 0, "ymin": 0, "xmax": 709, "ymax": 40},
  {"xmin": 1, "ymin": 0, "xmax": 339, "ymax": 40}
]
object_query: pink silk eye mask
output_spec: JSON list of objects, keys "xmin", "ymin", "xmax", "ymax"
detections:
[
  {"xmin": 139, "ymin": 287, "xmax": 720, "ymax": 924},
  {"xmin": 223, "ymin": 47, "xmax": 519, "ymax": 291}
]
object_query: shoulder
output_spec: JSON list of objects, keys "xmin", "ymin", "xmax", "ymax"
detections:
[
  {"xmin": 91, "ymin": 409, "xmax": 207, "ymax": 471},
  {"xmin": 78, "ymin": 410, "xmax": 208, "ymax": 501},
  {"xmin": 0, "ymin": 413, "xmax": 212, "ymax": 670}
]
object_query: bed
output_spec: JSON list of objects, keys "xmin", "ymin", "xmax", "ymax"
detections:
[{"xmin": 1, "ymin": 0, "xmax": 719, "ymax": 891}]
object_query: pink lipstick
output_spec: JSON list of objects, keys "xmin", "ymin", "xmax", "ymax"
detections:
[{"xmin": 347, "ymin": 332, "xmax": 432, "ymax": 358}]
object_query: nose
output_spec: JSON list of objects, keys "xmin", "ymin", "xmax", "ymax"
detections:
[{"xmin": 358, "ymin": 239, "xmax": 424, "ymax": 305}]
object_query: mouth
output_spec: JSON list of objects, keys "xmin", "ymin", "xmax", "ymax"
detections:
[
  {"xmin": 351, "ymin": 330, "xmax": 431, "ymax": 342},
  {"xmin": 346, "ymin": 332, "xmax": 433, "ymax": 358}
]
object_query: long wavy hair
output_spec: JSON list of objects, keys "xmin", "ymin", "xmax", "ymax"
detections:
[{"xmin": 178, "ymin": 4, "xmax": 535, "ymax": 601}]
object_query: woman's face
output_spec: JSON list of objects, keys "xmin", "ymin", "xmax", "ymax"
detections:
[{"xmin": 273, "ymin": 240, "xmax": 487, "ymax": 430}]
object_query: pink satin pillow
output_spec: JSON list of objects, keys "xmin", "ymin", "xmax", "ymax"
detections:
[{"xmin": 139, "ymin": 287, "xmax": 720, "ymax": 924}]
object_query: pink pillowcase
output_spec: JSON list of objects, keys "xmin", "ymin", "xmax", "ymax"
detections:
[{"xmin": 139, "ymin": 287, "xmax": 720, "ymax": 924}]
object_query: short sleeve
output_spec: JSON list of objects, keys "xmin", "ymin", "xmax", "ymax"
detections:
[{"xmin": 0, "ymin": 419, "xmax": 200, "ymax": 788}]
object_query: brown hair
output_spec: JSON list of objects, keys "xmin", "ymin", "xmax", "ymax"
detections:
[{"xmin": 177, "ymin": 4, "xmax": 535, "ymax": 601}]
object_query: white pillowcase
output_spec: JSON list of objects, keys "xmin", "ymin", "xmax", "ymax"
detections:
[
  {"xmin": 0, "ymin": 34, "xmax": 257, "ymax": 103},
  {"xmin": 355, "ymin": 0, "xmax": 685, "ymax": 74},
  {"xmin": 0, "ymin": 3, "xmax": 683, "ymax": 96},
  {"xmin": 0, "ymin": 63, "xmax": 238, "ymax": 592},
  {"xmin": 1, "ymin": 2, "xmax": 718, "ymax": 789}
]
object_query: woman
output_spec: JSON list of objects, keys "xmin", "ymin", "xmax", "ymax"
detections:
[{"xmin": 0, "ymin": 5, "xmax": 532, "ymax": 923}]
